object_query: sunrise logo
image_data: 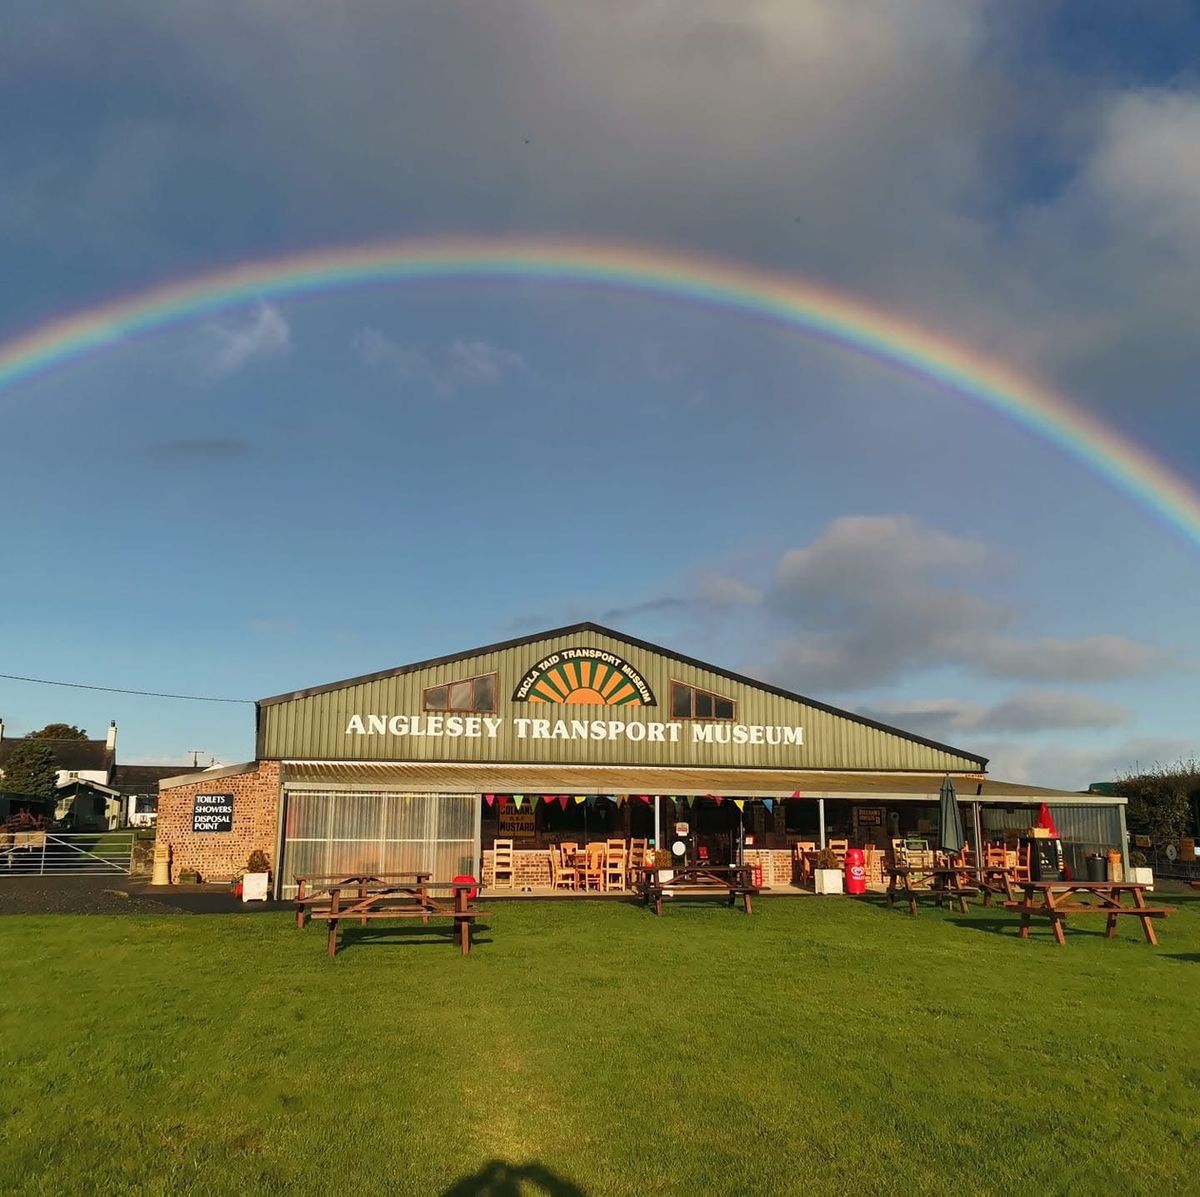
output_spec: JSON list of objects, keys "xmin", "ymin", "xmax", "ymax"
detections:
[{"xmin": 513, "ymin": 648, "xmax": 657, "ymax": 706}]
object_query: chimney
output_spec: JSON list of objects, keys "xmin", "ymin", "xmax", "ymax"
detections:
[{"xmin": 106, "ymin": 721, "xmax": 117, "ymax": 752}]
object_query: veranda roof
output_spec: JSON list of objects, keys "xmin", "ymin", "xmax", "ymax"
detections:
[{"xmin": 279, "ymin": 761, "xmax": 1122, "ymax": 805}]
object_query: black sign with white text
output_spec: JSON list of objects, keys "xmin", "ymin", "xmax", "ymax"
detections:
[{"xmin": 192, "ymin": 792, "xmax": 234, "ymax": 833}]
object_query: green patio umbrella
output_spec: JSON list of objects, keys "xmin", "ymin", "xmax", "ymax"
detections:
[{"xmin": 939, "ymin": 775, "xmax": 966, "ymax": 855}]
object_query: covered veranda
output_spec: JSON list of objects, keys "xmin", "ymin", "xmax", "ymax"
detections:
[{"xmin": 279, "ymin": 761, "xmax": 1127, "ymax": 896}]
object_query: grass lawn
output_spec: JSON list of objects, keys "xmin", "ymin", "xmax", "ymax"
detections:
[{"xmin": 3, "ymin": 892, "xmax": 1199, "ymax": 1196}]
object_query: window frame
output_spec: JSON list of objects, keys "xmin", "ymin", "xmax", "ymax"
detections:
[
  {"xmin": 669, "ymin": 679, "xmax": 737, "ymax": 722},
  {"xmin": 422, "ymin": 671, "xmax": 499, "ymax": 713}
]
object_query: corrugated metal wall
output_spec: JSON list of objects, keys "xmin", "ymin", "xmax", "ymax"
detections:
[
  {"xmin": 980, "ymin": 803, "xmax": 1125, "ymax": 872},
  {"xmin": 279, "ymin": 790, "xmax": 479, "ymax": 895},
  {"xmin": 261, "ymin": 630, "xmax": 982, "ymax": 772}
]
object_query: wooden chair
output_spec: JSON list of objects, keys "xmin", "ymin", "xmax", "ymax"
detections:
[
  {"xmin": 1011, "ymin": 841, "xmax": 1031, "ymax": 885},
  {"xmin": 984, "ymin": 845, "xmax": 1007, "ymax": 870},
  {"xmin": 560, "ymin": 841, "xmax": 579, "ymax": 858},
  {"xmin": 492, "ymin": 839, "xmax": 515, "ymax": 889},
  {"xmin": 792, "ymin": 840, "xmax": 816, "ymax": 884},
  {"xmin": 604, "ymin": 840, "xmax": 627, "ymax": 891},
  {"xmin": 578, "ymin": 844, "xmax": 605, "ymax": 892},
  {"xmin": 548, "ymin": 845, "xmax": 577, "ymax": 892},
  {"xmin": 828, "ymin": 838, "xmax": 849, "ymax": 865},
  {"xmin": 627, "ymin": 838, "xmax": 649, "ymax": 886}
]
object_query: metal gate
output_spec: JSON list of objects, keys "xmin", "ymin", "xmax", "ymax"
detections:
[
  {"xmin": 1, "ymin": 831, "xmax": 134, "ymax": 875},
  {"xmin": 279, "ymin": 790, "xmax": 480, "ymax": 897}
]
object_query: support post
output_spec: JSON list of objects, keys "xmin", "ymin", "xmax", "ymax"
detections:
[
  {"xmin": 653, "ymin": 795, "xmax": 661, "ymax": 848},
  {"xmin": 972, "ymin": 802, "xmax": 984, "ymax": 881},
  {"xmin": 818, "ymin": 798, "xmax": 826, "ymax": 849}
]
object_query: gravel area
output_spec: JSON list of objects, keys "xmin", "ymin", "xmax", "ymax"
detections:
[
  {"xmin": 0, "ymin": 876, "xmax": 187, "ymax": 915},
  {"xmin": 0, "ymin": 876, "xmax": 284, "ymax": 915}
]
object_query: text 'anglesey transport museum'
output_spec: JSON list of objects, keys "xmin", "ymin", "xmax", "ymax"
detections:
[{"xmin": 155, "ymin": 623, "xmax": 1129, "ymax": 896}]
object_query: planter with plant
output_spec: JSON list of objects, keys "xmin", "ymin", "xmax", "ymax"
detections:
[
  {"xmin": 652, "ymin": 848, "xmax": 674, "ymax": 884},
  {"xmin": 241, "ymin": 850, "xmax": 271, "ymax": 902},
  {"xmin": 1127, "ymin": 848, "xmax": 1154, "ymax": 889},
  {"xmin": 812, "ymin": 847, "xmax": 844, "ymax": 895}
]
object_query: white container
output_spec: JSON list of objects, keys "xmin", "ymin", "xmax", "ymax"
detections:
[
  {"xmin": 242, "ymin": 872, "xmax": 270, "ymax": 902},
  {"xmin": 1128, "ymin": 866, "xmax": 1154, "ymax": 890},
  {"xmin": 813, "ymin": 868, "xmax": 844, "ymax": 895}
]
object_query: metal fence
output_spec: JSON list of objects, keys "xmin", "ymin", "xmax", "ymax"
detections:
[{"xmin": 1, "ymin": 831, "xmax": 134, "ymax": 876}]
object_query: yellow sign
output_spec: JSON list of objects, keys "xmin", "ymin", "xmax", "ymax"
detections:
[{"xmin": 498, "ymin": 809, "xmax": 536, "ymax": 837}]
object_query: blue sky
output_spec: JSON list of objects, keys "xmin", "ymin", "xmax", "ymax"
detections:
[{"xmin": 1, "ymin": 2, "xmax": 1197, "ymax": 786}]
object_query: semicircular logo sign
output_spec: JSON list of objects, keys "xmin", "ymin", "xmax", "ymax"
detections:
[{"xmin": 513, "ymin": 647, "xmax": 656, "ymax": 706}]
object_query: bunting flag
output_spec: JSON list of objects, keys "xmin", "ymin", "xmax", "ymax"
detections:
[
  {"xmin": 790, "ymin": 790, "xmax": 803, "ymax": 799},
  {"xmin": 714, "ymin": 796, "xmax": 724, "ymax": 806},
  {"xmin": 683, "ymin": 794, "xmax": 693, "ymax": 807},
  {"xmin": 558, "ymin": 795, "xmax": 569, "ymax": 811},
  {"xmin": 638, "ymin": 794, "xmax": 651, "ymax": 804},
  {"xmin": 484, "ymin": 794, "xmax": 495, "ymax": 807},
  {"xmin": 614, "ymin": 794, "xmax": 626, "ymax": 806},
  {"xmin": 763, "ymin": 799, "xmax": 774, "ymax": 812},
  {"xmin": 499, "ymin": 796, "xmax": 510, "ymax": 810},
  {"xmin": 574, "ymin": 795, "xmax": 587, "ymax": 805},
  {"xmin": 733, "ymin": 799, "xmax": 745, "ymax": 812},
  {"xmin": 513, "ymin": 795, "xmax": 525, "ymax": 809}
]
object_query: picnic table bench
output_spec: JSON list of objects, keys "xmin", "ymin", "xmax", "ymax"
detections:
[
  {"xmin": 294, "ymin": 873, "xmax": 488, "ymax": 957},
  {"xmin": 1004, "ymin": 881, "xmax": 1174, "ymax": 946},
  {"xmin": 637, "ymin": 863, "xmax": 757, "ymax": 915},
  {"xmin": 886, "ymin": 864, "xmax": 980, "ymax": 915}
]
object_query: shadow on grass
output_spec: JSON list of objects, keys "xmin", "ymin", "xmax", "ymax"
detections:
[
  {"xmin": 335, "ymin": 922, "xmax": 494, "ymax": 953},
  {"xmin": 946, "ymin": 916, "xmax": 1137, "ymax": 942},
  {"xmin": 442, "ymin": 1159, "xmax": 586, "ymax": 1196},
  {"xmin": 1162, "ymin": 953, "xmax": 1200, "ymax": 963}
]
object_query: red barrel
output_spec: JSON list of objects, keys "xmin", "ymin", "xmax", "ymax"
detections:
[{"xmin": 845, "ymin": 848, "xmax": 866, "ymax": 895}]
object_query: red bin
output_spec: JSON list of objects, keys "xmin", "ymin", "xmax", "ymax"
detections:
[{"xmin": 845, "ymin": 848, "xmax": 866, "ymax": 895}]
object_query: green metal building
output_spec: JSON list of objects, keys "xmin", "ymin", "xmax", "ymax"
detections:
[{"xmin": 157, "ymin": 622, "xmax": 1129, "ymax": 893}]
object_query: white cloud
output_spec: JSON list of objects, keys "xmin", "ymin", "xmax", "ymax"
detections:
[
  {"xmin": 202, "ymin": 302, "xmax": 291, "ymax": 377},
  {"xmin": 696, "ymin": 572, "xmax": 761, "ymax": 608},
  {"xmin": 978, "ymin": 737, "xmax": 1199, "ymax": 791},
  {"xmin": 864, "ymin": 690, "xmax": 1131, "ymax": 737},
  {"xmin": 763, "ymin": 515, "xmax": 1167, "ymax": 690},
  {"xmin": 353, "ymin": 328, "xmax": 525, "ymax": 395}
]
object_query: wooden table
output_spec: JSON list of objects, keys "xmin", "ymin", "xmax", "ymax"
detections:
[
  {"xmin": 295, "ymin": 872, "xmax": 431, "ymax": 928},
  {"xmin": 637, "ymin": 864, "xmax": 757, "ymax": 916},
  {"xmin": 294, "ymin": 873, "xmax": 486, "ymax": 957},
  {"xmin": 886, "ymin": 865, "xmax": 979, "ymax": 915},
  {"xmin": 1006, "ymin": 881, "xmax": 1173, "ymax": 946}
]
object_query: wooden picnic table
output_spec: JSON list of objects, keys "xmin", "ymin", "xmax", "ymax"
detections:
[
  {"xmin": 294, "ymin": 872, "xmax": 432, "ymax": 928},
  {"xmin": 637, "ymin": 863, "xmax": 757, "ymax": 916},
  {"xmin": 886, "ymin": 864, "xmax": 980, "ymax": 915},
  {"xmin": 293, "ymin": 873, "xmax": 487, "ymax": 957},
  {"xmin": 1006, "ymin": 881, "xmax": 1174, "ymax": 946}
]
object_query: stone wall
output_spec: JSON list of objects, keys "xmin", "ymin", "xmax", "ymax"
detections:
[{"xmin": 156, "ymin": 762, "xmax": 281, "ymax": 883}]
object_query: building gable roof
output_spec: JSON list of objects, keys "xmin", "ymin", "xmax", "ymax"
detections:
[
  {"xmin": 109, "ymin": 764, "xmax": 207, "ymax": 796},
  {"xmin": 257, "ymin": 621, "xmax": 988, "ymax": 769},
  {"xmin": 0, "ymin": 737, "xmax": 113, "ymax": 774}
]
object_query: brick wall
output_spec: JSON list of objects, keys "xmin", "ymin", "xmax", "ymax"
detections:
[
  {"xmin": 480, "ymin": 847, "xmax": 795, "ymax": 889},
  {"xmin": 481, "ymin": 849, "xmax": 551, "ymax": 888},
  {"xmin": 156, "ymin": 761, "xmax": 281, "ymax": 883}
]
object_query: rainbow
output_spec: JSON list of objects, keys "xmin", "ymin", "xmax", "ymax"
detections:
[{"xmin": 2, "ymin": 234, "xmax": 1198, "ymax": 546}]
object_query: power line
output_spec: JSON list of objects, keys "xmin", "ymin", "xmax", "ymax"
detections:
[{"xmin": 0, "ymin": 672, "xmax": 253, "ymax": 704}]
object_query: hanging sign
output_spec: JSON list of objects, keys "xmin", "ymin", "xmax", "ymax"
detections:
[
  {"xmin": 192, "ymin": 793, "xmax": 234, "ymax": 833},
  {"xmin": 498, "ymin": 808, "xmax": 536, "ymax": 836}
]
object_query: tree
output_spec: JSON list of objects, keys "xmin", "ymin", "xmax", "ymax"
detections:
[
  {"xmin": 1119, "ymin": 758, "xmax": 1200, "ymax": 846},
  {"xmin": 25, "ymin": 723, "xmax": 88, "ymax": 740},
  {"xmin": 1, "ymin": 740, "xmax": 59, "ymax": 799}
]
